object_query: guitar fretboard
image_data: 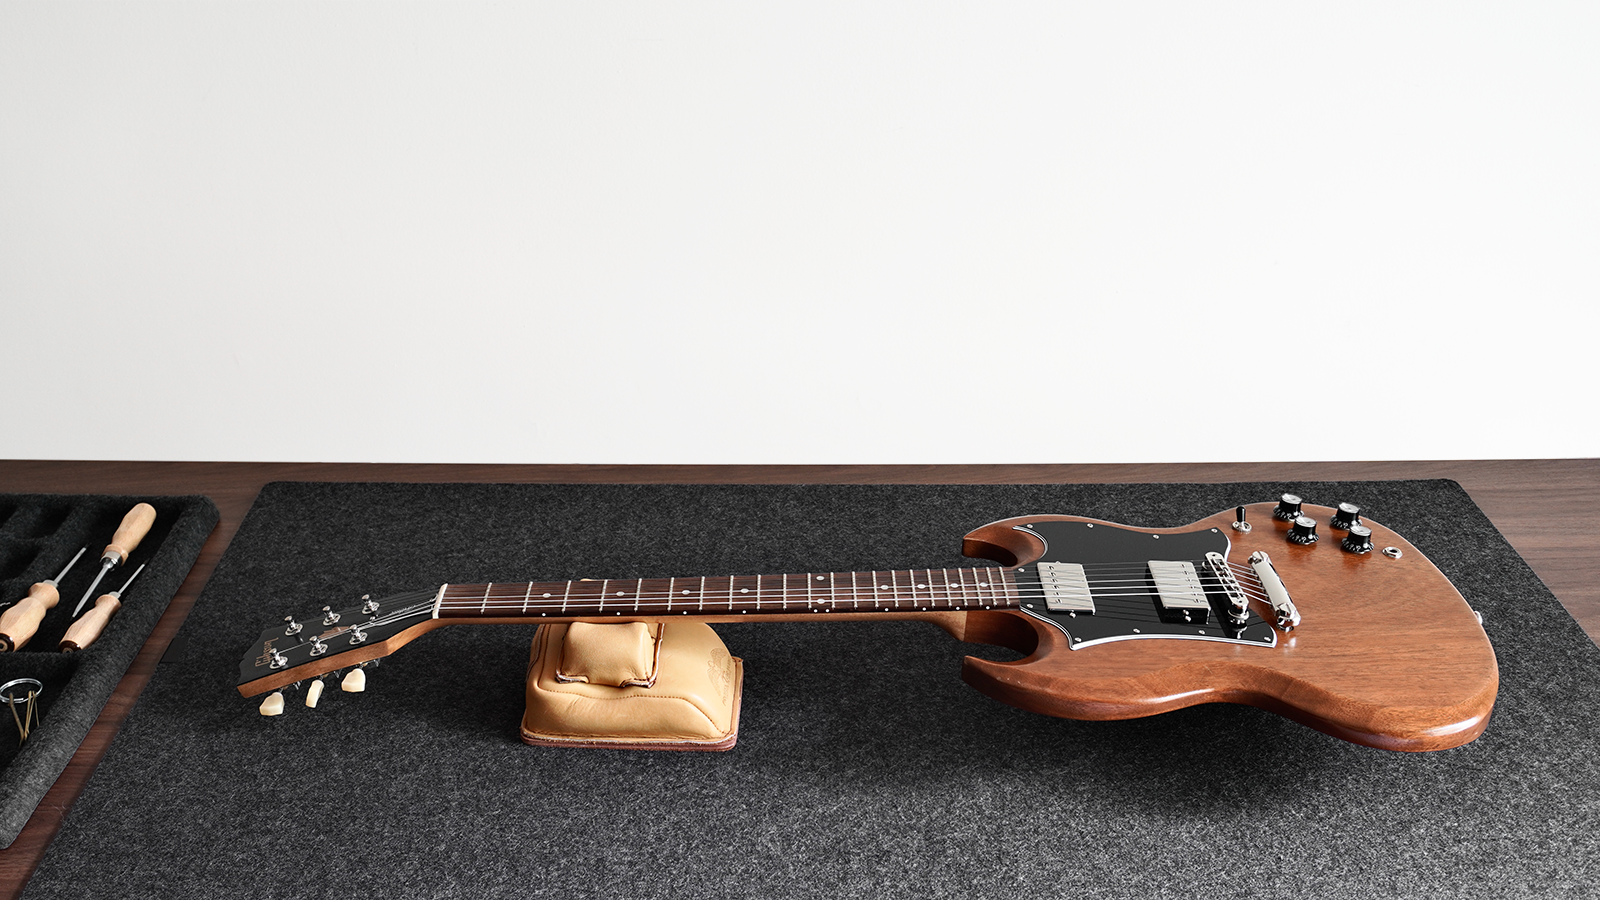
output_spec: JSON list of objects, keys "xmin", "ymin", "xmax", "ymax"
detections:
[{"xmin": 437, "ymin": 567, "xmax": 1018, "ymax": 619}]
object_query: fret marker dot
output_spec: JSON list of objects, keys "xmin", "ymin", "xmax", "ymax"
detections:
[
  {"xmin": 682, "ymin": 590, "xmax": 690, "ymax": 595},
  {"xmin": 542, "ymin": 593, "xmax": 551, "ymax": 598},
  {"xmin": 916, "ymin": 584, "xmax": 926, "ymax": 589},
  {"xmin": 816, "ymin": 576, "xmax": 825, "ymax": 581},
  {"xmin": 740, "ymin": 588, "xmax": 749, "ymax": 593},
  {"xmin": 616, "ymin": 591, "xmax": 626, "ymax": 596}
]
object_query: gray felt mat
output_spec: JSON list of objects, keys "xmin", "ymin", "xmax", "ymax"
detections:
[{"xmin": 21, "ymin": 481, "xmax": 1599, "ymax": 898}]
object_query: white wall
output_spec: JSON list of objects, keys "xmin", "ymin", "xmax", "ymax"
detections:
[{"xmin": 3, "ymin": 2, "xmax": 1595, "ymax": 464}]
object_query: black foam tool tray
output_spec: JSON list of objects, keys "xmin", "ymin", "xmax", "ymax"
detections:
[
  {"xmin": 0, "ymin": 494, "xmax": 217, "ymax": 848},
  {"xmin": 20, "ymin": 482, "xmax": 1600, "ymax": 898}
]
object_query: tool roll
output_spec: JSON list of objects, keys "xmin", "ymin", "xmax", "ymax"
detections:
[{"xmin": 521, "ymin": 621, "xmax": 743, "ymax": 751}]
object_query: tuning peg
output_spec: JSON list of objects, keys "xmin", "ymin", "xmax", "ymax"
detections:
[
  {"xmin": 306, "ymin": 679, "xmax": 326, "ymax": 708},
  {"xmin": 321, "ymin": 606, "xmax": 340, "ymax": 625},
  {"xmin": 341, "ymin": 667, "xmax": 367, "ymax": 693},
  {"xmin": 283, "ymin": 615, "xmax": 302, "ymax": 636},
  {"xmin": 259, "ymin": 691, "xmax": 286, "ymax": 716},
  {"xmin": 361, "ymin": 594, "xmax": 379, "ymax": 614}
]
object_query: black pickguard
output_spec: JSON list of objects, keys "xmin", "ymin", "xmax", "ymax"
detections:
[{"xmin": 1008, "ymin": 520, "xmax": 1277, "ymax": 650}]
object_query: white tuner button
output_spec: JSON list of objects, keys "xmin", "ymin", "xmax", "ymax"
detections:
[
  {"xmin": 341, "ymin": 668, "xmax": 367, "ymax": 693},
  {"xmin": 259, "ymin": 692, "xmax": 285, "ymax": 716},
  {"xmin": 306, "ymin": 679, "xmax": 325, "ymax": 708}
]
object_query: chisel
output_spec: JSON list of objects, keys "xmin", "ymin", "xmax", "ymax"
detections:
[
  {"xmin": 0, "ymin": 547, "xmax": 87, "ymax": 652},
  {"xmin": 60, "ymin": 564, "xmax": 144, "ymax": 652},
  {"xmin": 74, "ymin": 503, "xmax": 156, "ymax": 616}
]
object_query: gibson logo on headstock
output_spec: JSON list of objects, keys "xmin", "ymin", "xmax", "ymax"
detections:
[{"xmin": 253, "ymin": 638, "xmax": 278, "ymax": 669}]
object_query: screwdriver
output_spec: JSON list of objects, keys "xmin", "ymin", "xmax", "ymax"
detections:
[
  {"xmin": 74, "ymin": 502, "xmax": 156, "ymax": 617},
  {"xmin": 0, "ymin": 547, "xmax": 87, "ymax": 652},
  {"xmin": 60, "ymin": 564, "xmax": 144, "ymax": 652}
]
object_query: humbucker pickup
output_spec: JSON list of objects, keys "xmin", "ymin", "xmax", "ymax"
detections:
[{"xmin": 1037, "ymin": 561, "xmax": 1094, "ymax": 613}]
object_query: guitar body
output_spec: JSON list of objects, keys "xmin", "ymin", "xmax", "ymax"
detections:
[{"xmin": 953, "ymin": 503, "xmax": 1498, "ymax": 751}]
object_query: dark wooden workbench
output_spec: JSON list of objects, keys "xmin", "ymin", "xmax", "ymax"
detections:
[{"xmin": 0, "ymin": 459, "xmax": 1595, "ymax": 898}]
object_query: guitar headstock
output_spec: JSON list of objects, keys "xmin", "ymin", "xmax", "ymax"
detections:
[{"xmin": 236, "ymin": 587, "xmax": 440, "ymax": 698}]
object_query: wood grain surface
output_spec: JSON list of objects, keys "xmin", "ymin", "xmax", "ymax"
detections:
[
  {"xmin": 957, "ymin": 504, "xmax": 1498, "ymax": 750},
  {"xmin": 0, "ymin": 459, "xmax": 1595, "ymax": 898}
]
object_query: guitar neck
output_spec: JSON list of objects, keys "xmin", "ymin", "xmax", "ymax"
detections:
[{"xmin": 436, "ymin": 566, "xmax": 1020, "ymax": 621}]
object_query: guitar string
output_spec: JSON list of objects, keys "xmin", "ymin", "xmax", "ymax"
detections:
[
  {"xmin": 430, "ymin": 563, "xmax": 1275, "ymax": 606},
  {"xmin": 268, "ymin": 562, "xmax": 1274, "ymax": 636},
  {"xmin": 266, "ymin": 577, "xmax": 1279, "ymax": 659},
  {"xmin": 296, "ymin": 569, "xmax": 1269, "ymax": 624},
  {"xmin": 429, "ymin": 563, "xmax": 1274, "ymax": 609}
]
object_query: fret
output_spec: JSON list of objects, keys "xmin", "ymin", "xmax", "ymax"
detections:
[
  {"xmin": 890, "ymin": 569, "xmax": 902, "ymax": 608},
  {"xmin": 630, "ymin": 578, "xmax": 653, "ymax": 615},
  {"xmin": 805, "ymin": 572, "xmax": 813, "ymax": 612},
  {"xmin": 564, "ymin": 578, "xmax": 607, "ymax": 616},
  {"xmin": 666, "ymin": 577, "xmax": 674, "ymax": 612},
  {"xmin": 521, "ymin": 582, "xmax": 532, "ymax": 615},
  {"xmin": 561, "ymin": 579, "xmax": 572, "ymax": 614},
  {"xmin": 480, "ymin": 582, "xmax": 493, "ymax": 615}
]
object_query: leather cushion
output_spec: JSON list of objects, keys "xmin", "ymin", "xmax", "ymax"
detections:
[
  {"xmin": 556, "ymin": 621, "xmax": 660, "ymax": 687},
  {"xmin": 522, "ymin": 621, "xmax": 742, "ymax": 749}
]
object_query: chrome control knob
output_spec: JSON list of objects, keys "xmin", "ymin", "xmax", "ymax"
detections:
[
  {"xmin": 1288, "ymin": 515, "xmax": 1319, "ymax": 545},
  {"xmin": 1274, "ymin": 494, "xmax": 1304, "ymax": 521},
  {"xmin": 1341, "ymin": 524, "xmax": 1374, "ymax": 554},
  {"xmin": 1331, "ymin": 502, "xmax": 1362, "ymax": 530}
]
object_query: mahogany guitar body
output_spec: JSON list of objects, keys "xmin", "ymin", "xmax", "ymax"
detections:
[{"xmin": 952, "ymin": 503, "xmax": 1498, "ymax": 752}]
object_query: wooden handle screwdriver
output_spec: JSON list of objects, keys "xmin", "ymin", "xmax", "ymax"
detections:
[
  {"xmin": 60, "ymin": 564, "xmax": 144, "ymax": 652},
  {"xmin": 74, "ymin": 502, "xmax": 156, "ymax": 617},
  {"xmin": 0, "ymin": 547, "xmax": 87, "ymax": 652}
]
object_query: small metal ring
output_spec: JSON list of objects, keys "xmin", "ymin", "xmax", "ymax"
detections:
[
  {"xmin": 0, "ymin": 678, "xmax": 43, "ymax": 705},
  {"xmin": 1382, "ymin": 547, "xmax": 1403, "ymax": 559}
]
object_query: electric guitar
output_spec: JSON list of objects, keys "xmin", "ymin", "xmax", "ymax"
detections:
[{"xmin": 236, "ymin": 499, "xmax": 1499, "ymax": 751}]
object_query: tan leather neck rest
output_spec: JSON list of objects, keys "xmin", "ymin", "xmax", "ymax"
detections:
[{"xmin": 522, "ymin": 621, "xmax": 743, "ymax": 752}]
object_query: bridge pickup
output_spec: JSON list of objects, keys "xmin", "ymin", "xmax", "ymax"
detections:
[
  {"xmin": 1149, "ymin": 560, "xmax": 1210, "ymax": 625},
  {"xmin": 1038, "ymin": 562, "xmax": 1094, "ymax": 614}
]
